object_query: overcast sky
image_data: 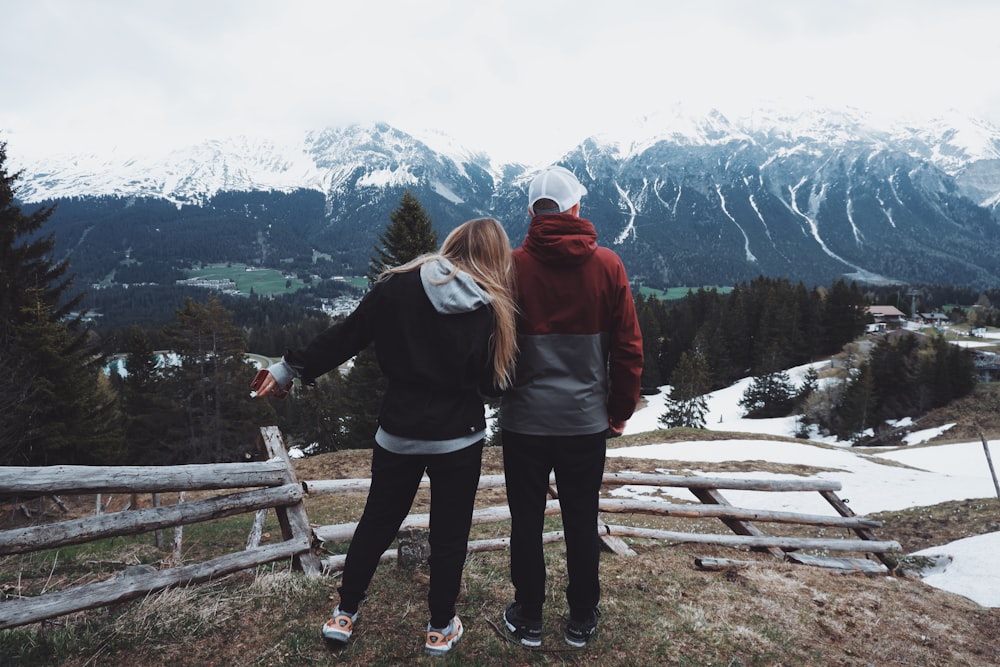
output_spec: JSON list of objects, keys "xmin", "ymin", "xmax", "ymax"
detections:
[{"xmin": 2, "ymin": 0, "xmax": 999, "ymax": 165}]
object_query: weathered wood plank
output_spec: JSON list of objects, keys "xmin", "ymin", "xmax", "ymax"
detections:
[
  {"xmin": 246, "ymin": 509, "xmax": 267, "ymax": 549},
  {"xmin": 694, "ymin": 557, "xmax": 758, "ymax": 571},
  {"xmin": 785, "ymin": 552, "xmax": 889, "ymax": 574},
  {"xmin": 602, "ymin": 524, "xmax": 901, "ymax": 553},
  {"xmin": 0, "ymin": 462, "xmax": 288, "ymax": 495},
  {"xmin": 307, "ymin": 471, "xmax": 841, "ymax": 496},
  {"xmin": 818, "ymin": 490, "xmax": 897, "ymax": 569},
  {"xmin": 598, "ymin": 522, "xmax": 637, "ymax": 556},
  {"xmin": 689, "ymin": 487, "xmax": 787, "ymax": 559},
  {"xmin": 319, "ymin": 532, "xmax": 569, "ymax": 573},
  {"xmin": 259, "ymin": 426, "xmax": 322, "ymax": 576},
  {"xmin": 313, "ymin": 500, "xmax": 563, "ymax": 544},
  {"xmin": 695, "ymin": 554, "xmax": 889, "ymax": 575},
  {"xmin": 0, "ymin": 484, "xmax": 303, "ymax": 556},
  {"xmin": 304, "ymin": 473, "xmax": 508, "ymax": 495},
  {"xmin": 0, "ymin": 538, "xmax": 311, "ymax": 630},
  {"xmin": 598, "ymin": 498, "xmax": 882, "ymax": 529},
  {"xmin": 601, "ymin": 472, "xmax": 842, "ymax": 492}
]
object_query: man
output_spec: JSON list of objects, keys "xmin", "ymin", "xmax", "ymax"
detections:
[{"xmin": 499, "ymin": 165, "xmax": 643, "ymax": 648}]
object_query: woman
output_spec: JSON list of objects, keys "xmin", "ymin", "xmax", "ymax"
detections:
[{"xmin": 251, "ymin": 217, "xmax": 517, "ymax": 657}]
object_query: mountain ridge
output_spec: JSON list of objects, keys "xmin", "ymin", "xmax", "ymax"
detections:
[{"xmin": 10, "ymin": 106, "xmax": 1000, "ymax": 290}]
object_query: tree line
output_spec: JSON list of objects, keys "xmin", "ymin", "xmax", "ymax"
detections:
[{"xmin": 637, "ymin": 276, "xmax": 870, "ymax": 393}]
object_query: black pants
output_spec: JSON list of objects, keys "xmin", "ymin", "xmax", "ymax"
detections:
[
  {"xmin": 337, "ymin": 440, "xmax": 484, "ymax": 628},
  {"xmin": 501, "ymin": 429, "xmax": 607, "ymax": 620}
]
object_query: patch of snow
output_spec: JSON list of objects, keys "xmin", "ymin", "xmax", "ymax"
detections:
[{"xmin": 614, "ymin": 360, "xmax": 1000, "ymax": 607}]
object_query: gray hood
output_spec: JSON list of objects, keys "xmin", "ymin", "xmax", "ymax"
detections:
[{"xmin": 420, "ymin": 257, "xmax": 491, "ymax": 314}]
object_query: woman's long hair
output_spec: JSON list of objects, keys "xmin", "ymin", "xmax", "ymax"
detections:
[{"xmin": 383, "ymin": 218, "xmax": 518, "ymax": 389}]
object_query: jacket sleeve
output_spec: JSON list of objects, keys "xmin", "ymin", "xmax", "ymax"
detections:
[
  {"xmin": 606, "ymin": 259, "xmax": 644, "ymax": 423},
  {"xmin": 284, "ymin": 282, "xmax": 381, "ymax": 383}
]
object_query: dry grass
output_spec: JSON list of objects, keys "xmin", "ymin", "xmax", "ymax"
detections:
[{"xmin": 3, "ymin": 431, "xmax": 1000, "ymax": 666}]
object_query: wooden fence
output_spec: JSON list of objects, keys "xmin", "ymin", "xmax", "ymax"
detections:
[
  {"xmin": 306, "ymin": 468, "xmax": 900, "ymax": 576},
  {"xmin": 0, "ymin": 426, "xmax": 901, "ymax": 630},
  {"xmin": 0, "ymin": 427, "xmax": 318, "ymax": 630}
]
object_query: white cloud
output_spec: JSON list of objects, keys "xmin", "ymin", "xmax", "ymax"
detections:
[{"xmin": 4, "ymin": 1, "xmax": 1000, "ymax": 164}]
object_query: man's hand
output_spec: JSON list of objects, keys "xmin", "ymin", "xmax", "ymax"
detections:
[{"xmin": 608, "ymin": 418, "xmax": 626, "ymax": 438}]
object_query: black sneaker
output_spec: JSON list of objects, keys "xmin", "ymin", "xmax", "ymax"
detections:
[
  {"xmin": 564, "ymin": 608, "xmax": 600, "ymax": 648},
  {"xmin": 503, "ymin": 601, "xmax": 542, "ymax": 647}
]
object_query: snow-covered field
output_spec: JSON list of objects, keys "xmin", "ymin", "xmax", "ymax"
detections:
[{"xmin": 614, "ymin": 361, "xmax": 1000, "ymax": 608}]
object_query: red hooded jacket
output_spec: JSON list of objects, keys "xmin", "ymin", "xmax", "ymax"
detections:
[{"xmin": 498, "ymin": 212, "xmax": 643, "ymax": 436}]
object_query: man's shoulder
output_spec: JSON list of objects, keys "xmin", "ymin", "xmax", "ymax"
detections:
[{"xmin": 591, "ymin": 245, "xmax": 627, "ymax": 270}]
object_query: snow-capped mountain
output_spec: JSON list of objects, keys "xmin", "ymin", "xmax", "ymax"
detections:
[
  {"xmin": 10, "ymin": 108, "xmax": 1000, "ymax": 289},
  {"xmin": 14, "ymin": 136, "xmax": 327, "ymax": 205}
]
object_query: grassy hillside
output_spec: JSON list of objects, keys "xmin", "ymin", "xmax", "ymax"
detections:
[{"xmin": 2, "ymin": 430, "xmax": 999, "ymax": 666}]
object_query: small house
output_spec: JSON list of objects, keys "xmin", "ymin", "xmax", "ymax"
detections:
[{"xmin": 866, "ymin": 305, "xmax": 906, "ymax": 330}]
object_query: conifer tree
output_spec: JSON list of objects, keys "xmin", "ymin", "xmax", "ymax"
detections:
[
  {"xmin": 339, "ymin": 191, "xmax": 439, "ymax": 448},
  {"xmin": 834, "ymin": 361, "xmax": 876, "ymax": 441},
  {"xmin": 660, "ymin": 350, "xmax": 711, "ymax": 429},
  {"xmin": 636, "ymin": 294, "xmax": 664, "ymax": 390},
  {"xmin": 285, "ymin": 374, "xmax": 341, "ymax": 452},
  {"xmin": 822, "ymin": 279, "xmax": 867, "ymax": 354},
  {"xmin": 366, "ymin": 190, "xmax": 439, "ymax": 282},
  {"xmin": 119, "ymin": 326, "xmax": 178, "ymax": 464},
  {"xmin": 739, "ymin": 368, "xmax": 796, "ymax": 418},
  {"xmin": 0, "ymin": 143, "xmax": 124, "ymax": 464},
  {"xmin": 160, "ymin": 296, "xmax": 271, "ymax": 463},
  {"xmin": 796, "ymin": 366, "xmax": 820, "ymax": 406}
]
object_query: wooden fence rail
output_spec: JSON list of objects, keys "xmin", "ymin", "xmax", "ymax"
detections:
[
  {"xmin": 305, "ymin": 468, "xmax": 900, "ymax": 574},
  {"xmin": 0, "ymin": 426, "xmax": 901, "ymax": 630},
  {"xmin": 0, "ymin": 427, "xmax": 318, "ymax": 631}
]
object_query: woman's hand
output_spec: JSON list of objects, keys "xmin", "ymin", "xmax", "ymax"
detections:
[{"xmin": 250, "ymin": 360, "xmax": 296, "ymax": 399}]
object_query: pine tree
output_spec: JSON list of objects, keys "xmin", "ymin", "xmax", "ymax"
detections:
[
  {"xmin": 660, "ymin": 350, "xmax": 711, "ymax": 429},
  {"xmin": 796, "ymin": 366, "xmax": 820, "ymax": 406},
  {"xmin": 366, "ymin": 190, "xmax": 439, "ymax": 282},
  {"xmin": 338, "ymin": 192, "xmax": 439, "ymax": 449},
  {"xmin": 119, "ymin": 326, "xmax": 178, "ymax": 464},
  {"xmin": 285, "ymin": 373, "xmax": 341, "ymax": 452},
  {"xmin": 822, "ymin": 279, "xmax": 867, "ymax": 354},
  {"xmin": 739, "ymin": 369, "xmax": 796, "ymax": 418},
  {"xmin": 636, "ymin": 294, "xmax": 664, "ymax": 390},
  {"xmin": 0, "ymin": 143, "xmax": 124, "ymax": 464},
  {"xmin": 835, "ymin": 362, "xmax": 877, "ymax": 441},
  {"xmin": 160, "ymin": 296, "xmax": 272, "ymax": 463}
]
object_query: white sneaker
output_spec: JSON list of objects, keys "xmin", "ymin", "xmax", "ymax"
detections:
[
  {"xmin": 424, "ymin": 615, "xmax": 464, "ymax": 656},
  {"xmin": 321, "ymin": 606, "xmax": 359, "ymax": 643}
]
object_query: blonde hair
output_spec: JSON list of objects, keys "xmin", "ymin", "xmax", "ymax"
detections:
[{"xmin": 383, "ymin": 218, "xmax": 519, "ymax": 389}]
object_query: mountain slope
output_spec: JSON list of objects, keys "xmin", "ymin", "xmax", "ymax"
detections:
[{"xmin": 11, "ymin": 109, "xmax": 1000, "ymax": 289}]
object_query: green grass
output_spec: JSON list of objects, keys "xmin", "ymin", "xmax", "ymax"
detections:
[
  {"xmin": 638, "ymin": 286, "xmax": 733, "ymax": 300},
  {"xmin": 185, "ymin": 264, "xmax": 308, "ymax": 297},
  {"xmin": 185, "ymin": 264, "xmax": 368, "ymax": 298}
]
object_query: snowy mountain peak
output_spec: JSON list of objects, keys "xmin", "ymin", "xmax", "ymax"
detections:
[{"xmin": 13, "ymin": 134, "xmax": 326, "ymax": 205}]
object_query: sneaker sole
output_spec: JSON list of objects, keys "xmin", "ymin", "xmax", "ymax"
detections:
[
  {"xmin": 565, "ymin": 627, "xmax": 596, "ymax": 648},
  {"xmin": 322, "ymin": 628, "xmax": 351, "ymax": 643},
  {"xmin": 321, "ymin": 618, "xmax": 354, "ymax": 643},
  {"xmin": 503, "ymin": 617, "xmax": 541, "ymax": 647}
]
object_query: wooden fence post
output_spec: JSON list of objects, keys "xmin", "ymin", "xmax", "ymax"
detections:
[{"xmin": 258, "ymin": 426, "xmax": 321, "ymax": 576}]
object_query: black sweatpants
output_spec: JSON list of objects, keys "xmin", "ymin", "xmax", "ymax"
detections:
[
  {"xmin": 501, "ymin": 429, "xmax": 607, "ymax": 621},
  {"xmin": 337, "ymin": 440, "xmax": 484, "ymax": 628}
]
